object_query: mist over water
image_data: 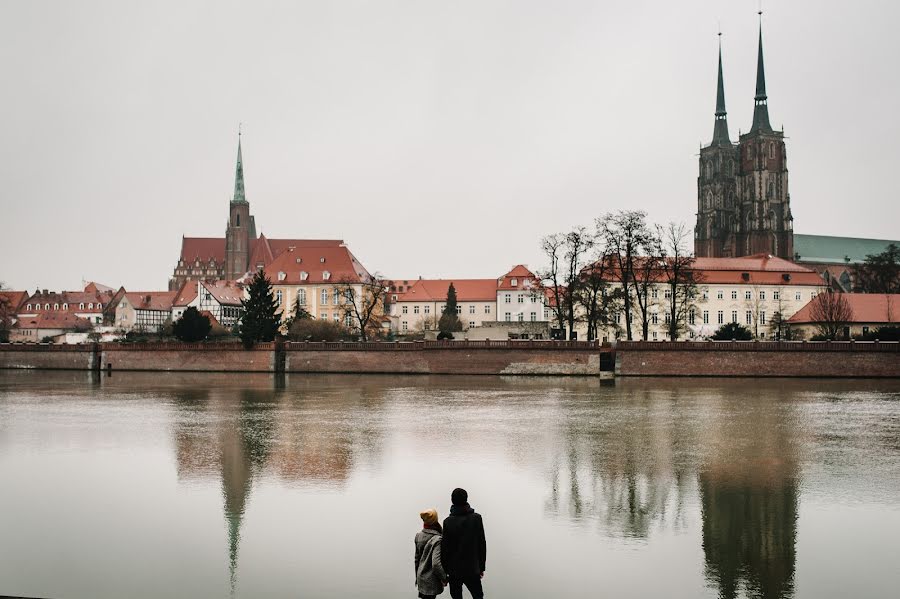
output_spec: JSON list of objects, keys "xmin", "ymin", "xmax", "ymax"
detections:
[{"xmin": 1, "ymin": 372, "xmax": 899, "ymax": 598}]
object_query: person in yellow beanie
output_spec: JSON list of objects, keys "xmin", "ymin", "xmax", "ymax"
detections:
[{"xmin": 414, "ymin": 508, "xmax": 448, "ymax": 598}]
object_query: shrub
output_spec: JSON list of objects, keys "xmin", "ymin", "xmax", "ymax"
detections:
[
  {"xmin": 858, "ymin": 326, "xmax": 900, "ymax": 342},
  {"xmin": 288, "ymin": 318, "xmax": 352, "ymax": 342},
  {"xmin": 173, "ymin": 307, "xmax": 211, "ymax": 342},
  {"xmin": 436, "ymin": 331, "xmax": 455, "ymax": 340},
  {"xmin": 710, "ymin": 322, "xmax": 753, "ymax": 341}
]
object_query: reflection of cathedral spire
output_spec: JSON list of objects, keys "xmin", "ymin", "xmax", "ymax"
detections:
[
  {"xmin": 222, "ymin": 420, "xmax": 253, "ymax": 596},
  {"xmin": 700, "ymin": 471, "xmax": 798, "ymax": 599}
]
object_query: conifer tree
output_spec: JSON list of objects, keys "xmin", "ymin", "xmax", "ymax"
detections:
[
  {"xmin": 173, "ymin": 307, "xmax": 211, "ymax": 342},
  {"xmin": 438, "ymin": 282, "xmax": 463, "ymax": 339},
  {"xmin": 239, "ymin": 271, "xmax": 281, "ymax": 348}
]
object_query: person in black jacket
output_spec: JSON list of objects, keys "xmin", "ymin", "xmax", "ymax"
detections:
[{"xmin": 441, "ymin": 488, "xmax": 486, "ymax": 599}]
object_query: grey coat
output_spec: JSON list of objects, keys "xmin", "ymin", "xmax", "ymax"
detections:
[{"xmin": 414, "ymin": 528, "xmax": 448, "ymax": 596}]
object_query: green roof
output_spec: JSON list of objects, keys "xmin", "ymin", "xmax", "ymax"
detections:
[{"xmin": 794, "ymin": 234, "xmax": 900, "ymax": 264}]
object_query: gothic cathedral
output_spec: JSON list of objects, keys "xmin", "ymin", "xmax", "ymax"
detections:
[{"xmin": 694, "ymin": 24, "xmax": 794, "ymax": 259}]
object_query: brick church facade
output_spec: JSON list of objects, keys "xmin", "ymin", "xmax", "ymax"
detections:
[
  {"xmin": 694, "ymin": 25, "xmax": 794, "ymax": 260},
  {"xmin": 169, "ymin": 135, "xmax": 344, "ymax": 290}
]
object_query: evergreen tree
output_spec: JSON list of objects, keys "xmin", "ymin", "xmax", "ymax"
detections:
[
  {"xmin": 282, "ymin": 294, "xmax": 312, "ymax": 330},
  {"xmin": 239, "ymin": 271, "xmax": 281, "ymax": 348},
  {"xmin": 173, "ymin": 307, "xmax": 211, "ymax": 342},
  {"xmin": 710, "ymin": 322, "xmax": 753, "ymax": 341},
  {"xmin": 438, "ymin": 282, "xmax": 463, "ymax": 339}
]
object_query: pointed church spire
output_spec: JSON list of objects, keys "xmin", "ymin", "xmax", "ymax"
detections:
[
  {"xmin": 750, "ymin": 15, "xmax": 774, "ymax": 134},
  {"xmin": 711, "ymin": 33, "xmax": 731, "ymax": 145},
  {"xmin": 232, "ymin": 127, "xmax": 247, "ymax": 204}
]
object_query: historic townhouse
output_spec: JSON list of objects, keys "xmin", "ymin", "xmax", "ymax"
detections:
[
  {"xmin": 172, "ymin": 280, "xmax": 245, "ymax": 329},
  {"xmin": 18, "ymin": 287, "xmax": 115, "ymax": 325},
  {"xmin": 589, "ymin": 254, "xmax": 826, "ymax": 341},
  {"xmin": 111, "ymin": 291, "xmax": 178, "ymax": 333},
  {"xmin": 262, "ymin": 243, "xmax": 376, "ymax": 328},
  {"xmin": 389, "ymin": 266, "xmax": 549, "ymax": 334}
]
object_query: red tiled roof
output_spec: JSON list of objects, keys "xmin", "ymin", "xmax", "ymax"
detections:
[
  {"xmin": 395, "ymin": 279, "xmax": 497, "ymax": 302},
  {"xmin": 179, "ymin": 236, "xmax": 344, "ymax": 266},
  {"xmin": 21, "ymin": 290, "xmax": 112, "ymax": 313},
  {"xmin": 84, "ymin": 281, "xmax": 115, "ymax": 293},
  {"xmin": 788, "ymin": 293, "xmax": 900, "ymax": 324},
  {"xmin": 123, "ymin": 291, "xmax": 178, "ymax": 312},
  {"xmin": 200, "ymin": 281, "xmax": 245, "ymax": 306},
  {"xmin": 262, "ymin": 244, "xmax": 371, "ymax": 285},
  {"xmin": 14, "ymin": 312, "xmax": 93, "ymax": 330},
  {"xmin": 0, "ymin": 291, "xmax": 29, "ymax": 313},
  {"xmin": 497, "ymin": 265, "xmax": 540, "ymax": 290},
  {"xmin": 173, "ymin": 281, "xmax": 199, "ymax": 307}
]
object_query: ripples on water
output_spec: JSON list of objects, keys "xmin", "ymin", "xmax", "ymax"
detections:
[{"xmin": 1, "ymin": 371, "xmax": 899, "ymax": 598}]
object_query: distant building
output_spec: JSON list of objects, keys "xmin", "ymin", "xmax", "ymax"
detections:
[
  {"xmin": 9, "ymin": 312, "xmax": 93, "ymax": 343},
  {"xmin": 695, "ymin": 24, "xmax": 793, "ymax": 260},
  {"xmin": 388, "ymin": 265, "xmax": 548, "ymax": 336},
  {"xmin": 19, "ymin": 286, "xmax": 115, "ymax": 326},
  {"xmin": 172, "ymin": 281, "xmax": 245, "ymax": 329},
  {"xmin": 263, "ymin": 244, "xmax": 375, "ymax": 328},
  {"xmin": 111, "ymin": 291, "xmax": 178, "ymax": 333},
  {"xmin": 169, "ymin": 134, "xmax": 348, "ymax": 290},
  {"xmin": 793, "ymin": 234, "xmax": 900, "ymax": 292},
  {"xmin": 788, "ymin": 293, "xmax": 900, "ymax": 339}
]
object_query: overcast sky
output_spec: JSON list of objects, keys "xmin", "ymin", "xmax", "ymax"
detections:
[{"xmin": 2, "ymin": 0, "xmax": 898, "ymax": 291}]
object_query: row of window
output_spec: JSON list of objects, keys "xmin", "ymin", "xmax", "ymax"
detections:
[
  {"xmin": 503, "ymin": 293, "xmax": 539, "ymax": 304},
  {"xmin": 401, "ymin": 304, "xmax": 492, "ymax": 315},
  {"xmin": 503, "ymin": 312, "xmax": 538, "ymax": 322},
  {"xmin": 25, "ymin": 302, "xmax": 102, "ymax": 311},
  {"xmin": 702, "ymin": 290, "xmax": 816, "ymax": 302}
]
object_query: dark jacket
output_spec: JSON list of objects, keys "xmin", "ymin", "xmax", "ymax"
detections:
[
  {"xmin": 441, "ymin": 505, "xmax": 486, "ymax": 578},
  {"xmin": 414, "ymin": 528, "xmax": 447, "ymax": 596}
]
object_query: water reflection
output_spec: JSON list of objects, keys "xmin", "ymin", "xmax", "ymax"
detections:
[
  {"xmin": 699, "ymin": 389, "xmax": 799, "ymax": 599},
  {"xmin": 169, "ymin": 375, "xmax": 387, "ymax": 593}
]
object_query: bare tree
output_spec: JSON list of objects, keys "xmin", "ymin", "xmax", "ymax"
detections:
[
  {"xmin": 0, "ymin": 282, "xmax": 12, "ymax": 342},
  {"xmin": 561, "ymin": 227, "xmax": 592, "ymax": 339},
  {"xmin": 597, "ymin": 211, "xmax": 653, "ymax": 341},
  {"xmin": 809, "ymin": 291, "xmax": 854, "ymax": 340},
  {"xmin": 655, "ymin": 223, "xmax": 701, "ymax": 341},
  {"xmin": 539, "ymin": 233, "xmax": 567, "ymax": 335},
  {"xmin": 335, "ymin": 274, "xmax": 387, "ymax": 341},
  {"xmin": 577, "ymin": 246, "xmax": 620, "ymax": 341}
]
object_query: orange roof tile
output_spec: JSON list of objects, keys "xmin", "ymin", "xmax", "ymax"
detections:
[
  {"xmin": 497, "ymin": 265, "xmax": 540, "ymax": 291},
  {"xmin": 0, "ymin": 291, "xmax": 29, "ymax": 312},
  {"xmin": 179, "ymin": 236, "xmax": 344, "ymax": 266},
  {"xmin": 395, "ymin": 279, "xmax": 498, "ymax": 302},
  {"xmin": 14, "ymin": 312, "xmax": 93, "ymax": 330},
  {"xmin": 200, "ymin": 281, "xmax": 245, "ymax": 306},
  {"xmin": 262, "ymin": 244, "xmax": 372, "ymax": 285},
  {"xmin": 788, "ymin": 293, "xmax": 900, "ymax": 324},
  {"xmin": 21, "ymin": 290, "xmax": 112, "ymax": 313},
  {"xmin": 123, "ymin": 291, "xmax": 178, "ymax": 312}
]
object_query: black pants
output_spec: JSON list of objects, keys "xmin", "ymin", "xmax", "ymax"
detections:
[{"xmin": 449, "ymin": 575, "xmax": 483, "ymax": 599}]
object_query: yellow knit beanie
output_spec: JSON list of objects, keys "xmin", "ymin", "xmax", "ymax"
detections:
[{"xmin": 420, "ymin": 508, "xmax": 439, "ymax": 525}]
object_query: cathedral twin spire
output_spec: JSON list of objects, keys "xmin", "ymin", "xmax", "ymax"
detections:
[{"xmin": 712, "ymin": 17, "xmax": 773, "ymax": 144}]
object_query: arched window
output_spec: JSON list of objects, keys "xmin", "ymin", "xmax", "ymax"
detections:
[
  {"xmin": 80, "ymin": 303, "xmax": 84, "ymax": 309},
  {"xmin": 88, "ymin": 303, "xmax": 93, "ymax": 309},
  {"xmin": 235, "ymin": 213, "xmax": 240, "ymax": 227},
  {"xmin": 26, "ymin": 304, "xmax": 31, "ymax": 310},
  {"xmin": 44, "ymin": 303, "xmax": 50, "ymax": 310},
  {"xmin": 62, "ymin": 303, "xmax": 68, "ymax": 310},
  {"xmin": 768, "ymin": 181, "xmax": 775, "ymax": 198}
]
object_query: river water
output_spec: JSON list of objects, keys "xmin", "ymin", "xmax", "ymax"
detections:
[{"xmin": 1, "ymin": 371, "xmax": 899, "ymax": 598}]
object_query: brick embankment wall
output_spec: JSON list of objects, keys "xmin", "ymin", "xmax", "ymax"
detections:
[
  {"xmin": 614, "ymin": 341, "xmax": 900, "ymax": 378},
  {"xmin": 0, "ymin": 345, "xmax": 96, "ymax": 370},
  {"xmin": 0, "ymin": 341, "xmax": 604, "ymax": 376},
  {"xmin": 285, "ymin": 344, "xmax": 600, "ymax": 375},
  {"xmin": 100, "ymin": 343, "xmax": 275, "ymax": 372}
]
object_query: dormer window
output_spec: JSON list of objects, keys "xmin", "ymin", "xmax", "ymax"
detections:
[
  {"xmin": 323, "ymin": 270, "xmax": 331, "ymax": 281},
  {"xmin": 277, "ymin": 271, "xmax": 286, "ymax": 281},
  {"xmin": 53, "ymin": 304, "xmax": 59, "ymax": 310},
  {"xmin": 511, "ymin": 278, "xmax": 517, "ymax": 287},
  {"xmin": 296, "ymin": 258, "xmax": 303, "ymax": 264},
  {"xmin": 62, "ymin": 303, "xmax": 68, "ymax": 310},
  {"xmin": 79, "ymin": 303, "xmax": 85, "ymax": 309},
  {"xmin": 300, "ymin": 271, "xmax": 309, "ymax": 281},
  {"xmin": 44, "ymin": 303, "xmax": 50, "ymax": 310},
  {"xmin": 320, "ymin": 257, "xmax": 326, "ymax": 263},
  {"xmin": 26, "ymin": 304, "xmax": 31, "ymax": 310}
]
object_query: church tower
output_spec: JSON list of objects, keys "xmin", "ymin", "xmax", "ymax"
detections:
[
  {"xmin": 225, "ymin": 133, "xmax": 256, "ymax": 280},
  {"xmin": 695, "ymin": 18, "xmax": 794, "ymax": 260},
  {"xmin": 734, "ymin": 21, "xmax": 793, "ymax": 259},
  {"xmin": 695, "ymin": 36, "xmax": 739, "ymax": 257}
]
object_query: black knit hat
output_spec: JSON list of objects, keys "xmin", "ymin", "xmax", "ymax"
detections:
[{"xmin": 451, "ymin": 487, "xmax": 468, "ymax": 505}]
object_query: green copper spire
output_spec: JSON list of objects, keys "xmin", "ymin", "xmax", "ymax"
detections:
[
  {"xmin": 750, "ymin": 19, "xmax": 773, "ymax": 134},
  {"xmin": 711, "ymin": 35, "xmax": 731, "ymax": 145},
  {"xmin": 232, "ymin": 131, "xmax": 247, "ymax": 204}
]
